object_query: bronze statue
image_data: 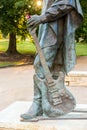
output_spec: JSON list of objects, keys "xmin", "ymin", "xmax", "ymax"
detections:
[{"xmin": 21, "ymin": 0, "xmax": 83, "ymax": 121}]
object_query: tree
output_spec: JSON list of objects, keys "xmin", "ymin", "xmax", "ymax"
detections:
[
  {"xmin": 0, "ymin": 0, "xmax": 41, "ymax": 55},
  {"xmin": 76, "ymin": 0, "xmax": 87, "ymax": 42}
]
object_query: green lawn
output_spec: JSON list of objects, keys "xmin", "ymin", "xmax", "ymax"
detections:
[
  {"xmin": 0, "ymin": 40, "xmax": 36, "ymax": 67},
  {"xmin": 0, "ymin": 40, "xmax": 87, "ymax": 67},
  {"xmin": 0, "ymin": 40, "xmax": 36, "ymax": 55},
  {"xmin": 0, "ymin": 40, "xmax": 87, "ymax": 56},
  {"xmin": 76, "ymin": 43, "xmax": 87, "ymax": 56}
]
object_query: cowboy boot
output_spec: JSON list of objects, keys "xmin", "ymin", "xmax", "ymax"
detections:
[{"xmin": 20, "ymin": 75, "xmax": 43, "ymax": 121}]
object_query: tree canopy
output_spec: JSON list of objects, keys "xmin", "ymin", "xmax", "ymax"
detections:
[
  {"xmin": 0, "ymin": 0, "xmax": 41, "ymax": 38},
  {"xmin": 0, "ymin": 0, "xmax": 87, "ymax": 42},
  {"xmin": 76, "ymin": 0, "xmax": 87, "ymax": 42},
  {"xmin": 0, "ymin": 0, "xmax": 26, "ymax": 38},
  {"xmin": 0, "ymin": 0, "xmax": 42, "ymax": 54}
]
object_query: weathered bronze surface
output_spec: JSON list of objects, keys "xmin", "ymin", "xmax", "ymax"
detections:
[{"xmin": 21, "ymin": 0, "xmax": 83, "ymax": 121}]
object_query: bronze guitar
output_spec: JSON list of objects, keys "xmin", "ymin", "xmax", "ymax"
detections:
[{"xmin": 30, "ymin": 29, "xmax": 76, "ymax": 117}]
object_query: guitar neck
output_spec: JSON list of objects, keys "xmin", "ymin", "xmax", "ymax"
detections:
[{"xmin": 31, "ymin": 32, "xmax": 53, "ymax": 84}]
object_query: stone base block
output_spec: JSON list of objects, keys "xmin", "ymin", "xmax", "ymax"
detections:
[
  {"xmin": 0, "ymin": 101, "xmax": 87, "ymax": 130},
  {"xmin": 65, "ymin": 71, "xmax": 87, "ymax": 86}
]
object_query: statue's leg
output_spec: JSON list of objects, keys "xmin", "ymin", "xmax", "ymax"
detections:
[
  {"xmin": 21, "ymin": 45, "xmax": 59, "ymax": 121},
  {"xmin": 20, "ymin": 75, "xmax": 43, "ymax": 120},
  {"xmin": 34, "ymin": 45, "xmax": 58, "ymax": 78}
]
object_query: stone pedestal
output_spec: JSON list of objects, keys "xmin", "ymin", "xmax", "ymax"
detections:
[
  {"xmin": 0, "ymin": 101, "xmax": 87, "ymax": 130},
  {"xmin": 65, "ymin": 71, "xmax": 87, "ymax": 86}
]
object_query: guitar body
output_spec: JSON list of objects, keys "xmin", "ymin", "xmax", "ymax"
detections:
[{"xmin": 34, "ymin": 73, "xmax": 76, "ymax": 117}]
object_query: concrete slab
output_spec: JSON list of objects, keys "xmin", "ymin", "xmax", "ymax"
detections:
[
  {"xmin": 0, "ymin": 101, "xmax": 87, "ymax": 130},
  {"xmin": 65, "ymin": 71, "xmax": 87, "ymax": 86}
]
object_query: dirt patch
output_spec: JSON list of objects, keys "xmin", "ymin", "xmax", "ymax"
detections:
[{"xmin": 0, "ymin": 52, "xmax": 35, "ymax": 67}]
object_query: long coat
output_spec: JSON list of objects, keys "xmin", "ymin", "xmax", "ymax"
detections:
[{"xmin": 39, "ymin": 0, "xmax": 83, "ymax": 73}]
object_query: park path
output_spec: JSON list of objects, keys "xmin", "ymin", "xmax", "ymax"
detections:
[{"xmin": 0, "ymin": 56, "xmax": 87, "ymax": 111}]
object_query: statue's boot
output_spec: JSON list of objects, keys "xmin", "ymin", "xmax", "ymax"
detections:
[{"xmin": 20, "ymin": 75, "xmax": 43, "ymax": 121}]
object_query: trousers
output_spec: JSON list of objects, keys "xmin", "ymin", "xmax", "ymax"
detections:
[{"xmin": 34, "ymin": 45, "xmax": 58, "ymax": 79}]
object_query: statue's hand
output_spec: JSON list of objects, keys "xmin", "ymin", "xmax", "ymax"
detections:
[{"xmin": 27, "ymin": 15, "xmax": 42, "ymax": 31}]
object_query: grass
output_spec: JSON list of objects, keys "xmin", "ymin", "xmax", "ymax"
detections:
[
  {"xmin": 0, "ymin": 40, "xmax": 36, "ymax": 55},
  {"xmin": 0, "ymin": 40, "xmax": 87, "ymax": 68},
  {"xmin": 0, "ymin": 39, "xmax": 36, "ymax": 67},
  {"xmin": 0, "ymin": 40, "xmax": 8, "ymax": 52},
  {"xmin": 0, "ymin": 40, "xmax": 87, "ymax": 56},
  {"xmin": 76, "ymin": 43, "xmax": 87, "ymax": 56},
  {"xmin": 0, "ymin": 61, "xmax": 26, "ymax": 67},
  {"xmin": 17, "ymin": 40, "xmax": 36, "ymax": 55}
]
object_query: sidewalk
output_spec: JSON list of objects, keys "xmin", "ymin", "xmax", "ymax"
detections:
[
  {"xmin": 0, "ymin": 56, "xmax": 87, "ymax": 111},
  {"xmin": 73, "ymin": 56, "xmax": 87, "ymax": 71}
]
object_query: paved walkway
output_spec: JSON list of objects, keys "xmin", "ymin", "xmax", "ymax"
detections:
[
  {"xmin": 73, "ymin": 56, "xmax": 87, "ymax": 71},
  {"xmin": 0, "ymin": 56, "xmax": 87, "ymax": 111}
]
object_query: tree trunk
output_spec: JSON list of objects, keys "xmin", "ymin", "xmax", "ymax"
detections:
[{"xmin": 6, "ymin": 33, "xmax": 18, "ymax": 55}]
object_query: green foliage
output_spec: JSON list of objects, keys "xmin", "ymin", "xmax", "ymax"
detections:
[
  {"xmin": 76, "ymin": 0, "xmax": 87, "ymax": 42},
  {"xmin": 0, "ymin": 0, "xmax": 86, "ymax": 42},
  {"xmin": 27, "ymin": 0, "xmax": 42, "ymax": 15},
  {"xmin": 0, "ymin": 0, "xmax": 28, "ymax": 38},
  {"xmin": 0, "ymin": 0, "xmax": 41, "ymax": 39}
]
